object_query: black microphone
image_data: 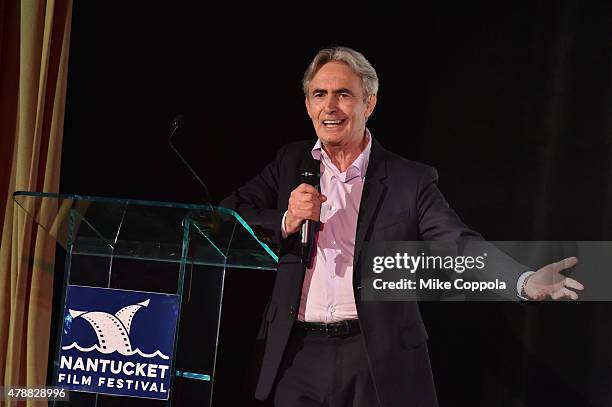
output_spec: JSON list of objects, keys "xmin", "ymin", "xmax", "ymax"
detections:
[
  {"xmin": 167, "ymin": 115, "xmax": 217, "ymax": 230},
  {"xmin": 300, "ymin": 156, "xmax": 321, "ymax": 262}
]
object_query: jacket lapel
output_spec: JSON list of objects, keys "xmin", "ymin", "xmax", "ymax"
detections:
[{"xmin": 353, "ymin": 139, "xmax": 388, "ymax": 271}]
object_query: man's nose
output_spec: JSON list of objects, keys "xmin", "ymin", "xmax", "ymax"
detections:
[{"xmin": 324, "ymin": 96, "xmax": 338, "ymax": 112}]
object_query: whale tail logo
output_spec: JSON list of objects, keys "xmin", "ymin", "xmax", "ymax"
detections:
[{"xmin": 63, "ymin": 298, "xmax": 168, "ymax": 359}]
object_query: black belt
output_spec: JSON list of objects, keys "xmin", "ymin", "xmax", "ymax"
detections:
[{"xmin": 295, "ymin": 319, "xmax": 361, "ymax": 338}]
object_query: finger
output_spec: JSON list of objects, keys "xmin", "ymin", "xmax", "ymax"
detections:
[
  {"xmin": 295, "ymin": 183, "xmax": 319, "ymax": 194},
  {"xmin": 551, "ymin": 287, "xmax": 579, "ymax": 301},
  {"xmin": 291, "ymin": 199, "xmax": 321, "ymax": 215},
  {"xmin": 551, "ymin": 256, "xmax": 578, "ymax": 274},
  {"xmin": 291, "ymin": 204, "xmax": 315, "ymax": 217},
  {"xmin": 296, "ymin": 190, "xmax": 323, "ymax": 203},
  {"xmin": 290, "ymin": 192, "xmax": 320, "ymax": 206},
  {"xmin": 298, "ymin": 193, "xmax": 325, "ymax": 207},
  {"xmin": 290, "ymin": 211, "xmax": 317, "ymax": 223},
  {"xmin": 563, "ymin": 277, "xmax": 584, "ymax": 291}
]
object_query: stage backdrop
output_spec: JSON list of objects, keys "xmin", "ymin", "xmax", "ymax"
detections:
[{"xmin": 58, "ymin": 2, "xmax": 612, "ymax": 406}]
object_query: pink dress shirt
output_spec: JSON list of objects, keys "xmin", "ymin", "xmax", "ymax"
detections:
[{"xmin": 282, "ymin": 131, "xmax": 372, "ymax": 323}]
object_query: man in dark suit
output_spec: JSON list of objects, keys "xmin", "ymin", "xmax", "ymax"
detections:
[{"xmin": 221, "ymin": 46, "xmax": 582, "ymax": 407}]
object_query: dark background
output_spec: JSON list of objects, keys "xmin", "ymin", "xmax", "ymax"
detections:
[{"xmin": 57, "ymin": 1, "xmax": 612, "ymax": 406}]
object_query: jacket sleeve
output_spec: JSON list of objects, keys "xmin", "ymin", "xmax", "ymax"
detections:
[
  {"xmin": 417, "ymin": 166, "xmax": 482, "ymax": 241},
  {"xmin": 219, "ymin": 145, "xmax": 299, "ymax": 253},
  {"xmin": 416, "ymin": 166, "xmax": 528, "ymax": 299}
]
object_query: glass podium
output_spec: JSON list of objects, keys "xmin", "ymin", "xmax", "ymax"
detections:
[{"xmin": 13, "ymin": 191, "xmax": 278, "ymax": 406}]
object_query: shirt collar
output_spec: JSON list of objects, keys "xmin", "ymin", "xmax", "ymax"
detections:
[{"xmin": 311, "ymin": 129, "xmax": 373, "ymax": 182}]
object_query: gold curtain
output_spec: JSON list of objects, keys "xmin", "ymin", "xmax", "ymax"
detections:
[{"xmin": 0, "ymin": 0, "xmax": 73, "ymax": 405}]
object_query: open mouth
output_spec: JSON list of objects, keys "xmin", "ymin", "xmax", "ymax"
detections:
[{"xmin": 322, "ymin": 119, "xmax": 346, "ymax": 128}]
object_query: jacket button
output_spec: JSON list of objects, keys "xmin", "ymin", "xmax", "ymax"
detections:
[{"xmin": 289, "ymin": 306, "xmax": 295, "ymax": 316}]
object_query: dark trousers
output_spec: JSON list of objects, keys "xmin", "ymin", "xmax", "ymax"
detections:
[{"xmin": 274, "ymin": 326, "xmax": 380, "ymax": 407}]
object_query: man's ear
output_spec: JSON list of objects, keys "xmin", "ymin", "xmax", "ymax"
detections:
[{"xmin": 366, "ymin": 94, "xmax": 377, "ymax": 117}]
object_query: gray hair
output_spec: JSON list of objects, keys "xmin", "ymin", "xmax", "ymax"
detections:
[{"xmin": 302, "ymin": 46, "xmax": 379, "ymax": 100}]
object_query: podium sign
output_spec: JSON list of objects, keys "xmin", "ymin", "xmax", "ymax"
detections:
[{"xmin": 58, "ymin": 286, "xmax": 179, "ymax": 399}]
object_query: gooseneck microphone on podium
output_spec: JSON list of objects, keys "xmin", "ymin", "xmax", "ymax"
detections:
[
  {"xmin": 167, "ymin": 114, "xmax": 213, "ymax": 205},
  {"xmin": 167, "ymin": 114, "xmax": 217, "ymax": 230},
  {"xmin": 300, "ymin": 156, "xmax": 321, "ymax": 265}
]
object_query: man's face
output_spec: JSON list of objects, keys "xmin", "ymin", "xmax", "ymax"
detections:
[{"xmin": 305, "ymin": 61, "xmax": 376, "ymax": 148}]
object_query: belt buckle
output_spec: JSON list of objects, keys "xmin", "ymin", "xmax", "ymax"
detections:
[{"xmin": 326, "ymin": 321, "xmax": 348, "ymax": 338}]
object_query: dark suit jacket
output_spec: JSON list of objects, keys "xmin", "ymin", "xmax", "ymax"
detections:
[{"xmin": 221, "ymin": 138, "xmax": 490, "ymax": 407}]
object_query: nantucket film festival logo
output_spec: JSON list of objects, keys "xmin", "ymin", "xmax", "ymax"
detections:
[{"xmin": 57, "ymin": 285, "xmax": 180, "ymax": 399}]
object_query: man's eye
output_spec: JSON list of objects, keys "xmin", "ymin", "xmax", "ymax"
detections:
[
  {"xmin": 313, "ymin": 93, "xmax": 324, "ymax": 98},
  {"xmin": 339, "ymin": 93, "xmax": 350, "ymax": 98}
]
